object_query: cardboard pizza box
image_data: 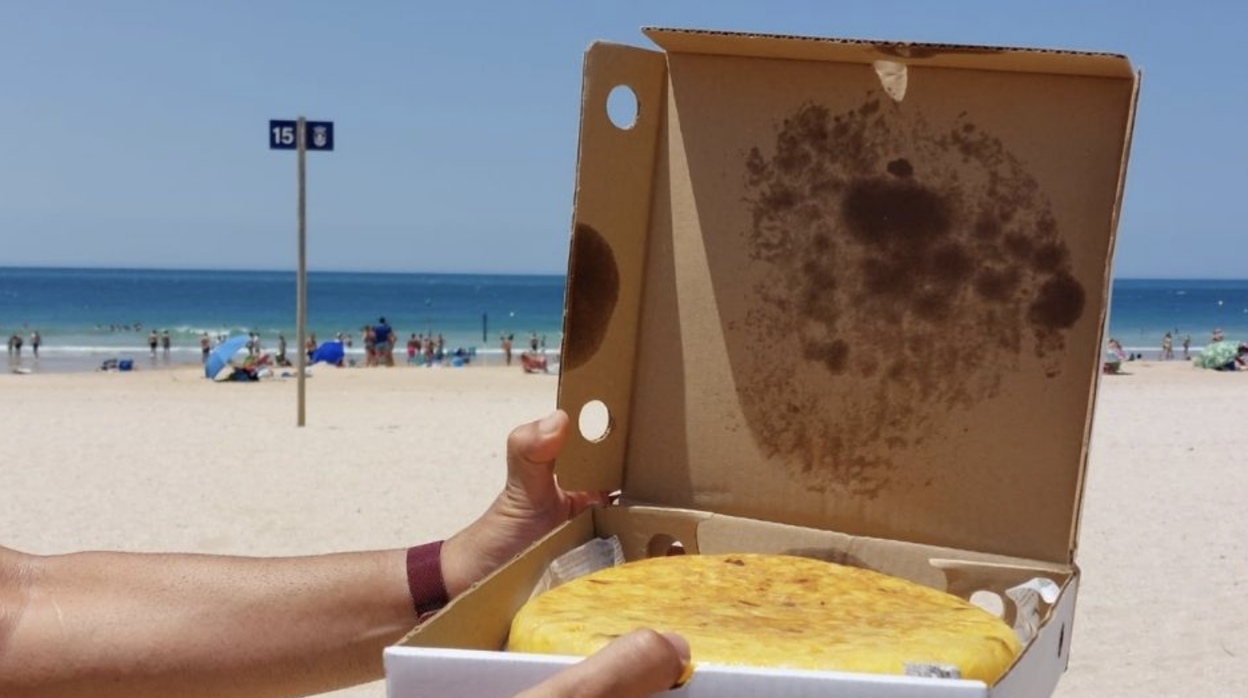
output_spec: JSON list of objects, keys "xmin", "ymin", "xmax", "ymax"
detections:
[{"xmin": 386, "ymin": 27, "xmax": 1139, "ymax": 698}]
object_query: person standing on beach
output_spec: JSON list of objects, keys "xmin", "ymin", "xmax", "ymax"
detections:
[
  {"xmin": 406, "ymin": 333, "xmax": 419, "ymax": 365},
  {"xmin": 502, "ymin": 333, "xmax": 513, "ymax": 366},
  {"xmin": 148, "ymin": 330, "xmax": 158, "ymax": 358},
  {"xmin": 372, "ymin": 318, "xmax": 394, "ymax": 367},
  {"xmin": 29, "ymin": 330, "xmax": 40, "ymax": 359},
  {"xmin": 1182, "ymin": 334, "xmax": 1192, "ymax": 360},
  {"xmin": 200, "ymin": 333, "xmax": 211, "ymax": 363},
  {"xmin": 423, "ymin": 334, "xmax": 435, "ymax": 366},
  {"xmin": 306, "ymin": 333, "xmax": 318, "ymax": 360},
  {"xmin": 1161, "ymin": 332, "xmax": 1173, "ymax": 361},
  {"xmin": 530, "ymin": 331, "xmax": 539, "ymax": 353},
  {"xmin": 362, "ymin": 325, "xmax": 376, "ymax": 367},
  {"xmin": 277, "ymin": 334, "xmax": 288, "ymax": 366},
  {"xmin": 161, "ymin": 330, "xmax": 171, "ymax": 359}
]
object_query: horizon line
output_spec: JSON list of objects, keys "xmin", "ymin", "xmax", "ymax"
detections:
[
  {"xmin": 3, "ymin": 263, "xmax": 1248, "ymax": 282},
  {"xmin": 0, "ymin": 263, "xmax": 566, "ymax": 277}
]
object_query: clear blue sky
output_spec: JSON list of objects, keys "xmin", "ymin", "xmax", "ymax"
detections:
[{"xmin": 1, "ymin": 1, "xmax": 1244, "ymax": 276}]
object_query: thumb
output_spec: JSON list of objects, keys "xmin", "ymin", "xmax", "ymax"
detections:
[
  {"xmin": 517, "ymin": 630, "xmax": 691, "ymax": 698},
  {"xmin": 505, "ymin": 410, "xmax": 570, "ymax": 493}
]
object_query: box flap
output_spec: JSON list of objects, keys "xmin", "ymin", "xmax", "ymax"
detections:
[
  {"xmin": 643, "ymin": 27, "xmax": 1134, "ymax": 79},
  {"xmin": 556, "ymin": 31, "xmax": 1137, "ymax": 565},
  {"xmin": 554, "ymin": 42, "xmax": 667, "ymax": 490}
]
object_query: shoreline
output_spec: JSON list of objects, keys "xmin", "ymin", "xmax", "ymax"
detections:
[{"xmin": 6, "ymin": 347, "xmax": 560, "ymax": 374}]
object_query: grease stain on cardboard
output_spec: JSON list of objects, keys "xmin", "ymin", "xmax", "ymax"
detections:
[
  {"xmin": 564, "ymin": 223, "xmax": 620, "ymax": 371},
  {"xmin": 741, "ymin": 97, "xmax": 1084, "ymax": 495}
]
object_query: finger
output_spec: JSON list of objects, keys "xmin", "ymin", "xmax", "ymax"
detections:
[
  {"xmin": 516, "ymin": 630, "xmax": 691, "ymax": 698},
  {"xmin": 506, "ymin": 410, "xmax": 570, "ymax": 492},
  {"xmin": 564, "ymin": 490, "xmax": 612, "ymax": 518}
]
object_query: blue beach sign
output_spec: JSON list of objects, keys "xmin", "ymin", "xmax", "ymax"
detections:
[{"xmin": 269, "ymin": 119, "xmax": 334, "ymax": 151}]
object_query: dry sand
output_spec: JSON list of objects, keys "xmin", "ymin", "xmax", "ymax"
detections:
[{"xmin": 1, "ymin": 362, "xmax": 1244, "ymax": 696}]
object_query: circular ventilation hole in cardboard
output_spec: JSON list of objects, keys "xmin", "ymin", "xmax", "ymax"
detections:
[
  {"xmin": 969, "ymin": 590, "xmax": 1005, "ymax": 618},
  {"xmin": 578, "ymin": 399, "xmax": 611, "ymax": 442},
  {"xmin": 606, "ymin": 85, "xmax": 638, "ymax": 130},
  {"xmin": 646, "ymin": 533, "xmax": 687, "ymax": 558}
]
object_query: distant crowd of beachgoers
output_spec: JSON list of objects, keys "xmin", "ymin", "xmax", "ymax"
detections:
[
  {"xmin": 5, "ymin": 316, "xmax": 558, "ymax": 376},
  {"xmin": 5, "ymin": 330, "xmax": 41, "ymax": 359},
  {"xmin": 190, "ymin": 317, "xmax": 554, "ymax": 374},
  {"xmin": 1105, "ymin": 327, "xmax": 1248, "ymax": 373},
  {"xmin": 12, "ymin": 322, "xmax": 1248, "ymax": 376}
]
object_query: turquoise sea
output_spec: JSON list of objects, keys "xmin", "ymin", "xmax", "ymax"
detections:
[
  {"xmin": 2, "ymin": 268, "xmax": 1247, "ymax": 370},
  {"xmin": 0, "ymin": 268, "xmax": 565, "ymax": 370},
  {"xmin": 1106, "ymin": 279, "xmax": 1248, "ymax": 352}
]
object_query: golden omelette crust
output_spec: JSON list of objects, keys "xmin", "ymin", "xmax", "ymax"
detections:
[{"xmin": 509, "ymin": 554, "xmax": 1021, "ymax": 685}]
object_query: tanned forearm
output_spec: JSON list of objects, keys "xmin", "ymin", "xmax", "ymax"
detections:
[
  {"xmin": 0, "ymin": 545, "xmax": 414, "ymax": 698},
  {"xmin": 0, "ymin": 412, "xmax": 592, "ymax": 698}
]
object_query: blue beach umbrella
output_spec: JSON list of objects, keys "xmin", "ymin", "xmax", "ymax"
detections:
[
  {"xmin": 311, "ymin": 340, "xmax": 345, "ymax": 365},
  {"xmin": 205, "ymin": 335, "xmax": 250, "ymax": 379}
]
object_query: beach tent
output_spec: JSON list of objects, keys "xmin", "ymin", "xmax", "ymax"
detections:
[
  {"xmin": 1194, "ymin": 340, "xmax": 1240, "ymax": 370},
  {"xmin": 310, "ymin": 340, "xmax": 345, "ymax": 366},
  {"xmin": 204, "ymin": 335, "xmax": 250, "ymax": 379}
]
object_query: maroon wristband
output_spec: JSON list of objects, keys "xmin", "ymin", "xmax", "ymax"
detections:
[{"xmin": 406, "ymin": 540, "xmax": 449, "ymax": 617}]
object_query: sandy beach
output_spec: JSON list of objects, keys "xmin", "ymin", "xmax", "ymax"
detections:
[{"xmin": 1, "ymin": 362, "xmax": 1243, "ymax": 696}]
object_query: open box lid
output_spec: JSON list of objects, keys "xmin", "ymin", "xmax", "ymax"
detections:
[{"xmin": 555, "ymin": 28, "xmax": 1139, "ymax": 565}]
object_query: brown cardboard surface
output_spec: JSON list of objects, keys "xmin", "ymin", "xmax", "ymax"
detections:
[
  {"xmin": 643, "ymin": 28, "xmax": 1134, "ymax": 78},
  {"xmin": 555, "ymin": 42, "xmax": 666, "ymax": 493},
  {"xmin": 390, "ymin": 31, "xmax": 1124, "ymax": 697},
  {"xmin": 1068, "ymin": 73, "xmax": 1143, "ymax": 560},
  {"xmin": 556, "ymin": 31, "xmax": 1137, "ymax": 564}
]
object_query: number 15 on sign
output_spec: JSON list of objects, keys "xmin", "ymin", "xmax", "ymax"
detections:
[{"xmin": 269, "ymin": 120, "xmax": 334, "ymax": 151}]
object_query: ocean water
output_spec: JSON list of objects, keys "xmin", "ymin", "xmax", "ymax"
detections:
[
  {"xmin": 1108, "ymin": 279, "xmax": 1248, "ymax": 352},
  {"xmin": 2, "ymin": 268, "xmax": 1246, "ymax": 370},
  {"xmin": 0, "ymin": 268, "xmax": 565, "ymax": 369}
]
